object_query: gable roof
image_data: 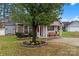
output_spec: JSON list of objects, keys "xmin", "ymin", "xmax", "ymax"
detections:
[
  {"xmin": 50, "ymin": 21, "xmax": 63, "ymax": 26},
  {"xmin": 62, "ymin": 22, "xmax": 70, "ymax": 27},
  {"xmin": 62, "ymin": 21, "xmax": 79, "ymax": 27}
]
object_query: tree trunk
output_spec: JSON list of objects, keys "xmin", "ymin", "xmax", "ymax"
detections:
[
  {"xmin": 32, "ymin": 25, "xmax": 37, "ymax": 44},
  {"xmin": 31, "ymin": 15, "xmax": 38, "ymax": 44}
]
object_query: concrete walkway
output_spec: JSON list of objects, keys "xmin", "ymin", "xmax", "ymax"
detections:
[{"xmin": 49, "ymin": 37, "xmax": 79, "ymax": 46}]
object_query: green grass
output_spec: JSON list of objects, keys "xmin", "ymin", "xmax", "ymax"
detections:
[
  {"xmin": 62, "ymin": 32, "xmax": 79, "ymax": 37},
  {"xmin": 0, "ymin": 35, "xmax": 79, "ymax": 55},
  {"xmin": 0, "ymin": 36, "xmax": 17, "ymax": 42}
]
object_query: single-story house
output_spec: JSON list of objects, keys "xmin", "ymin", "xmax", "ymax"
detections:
[
  {"xmin": 63, "ymin": 21, "xmax": 79, "ymax": 32},
  {"xmin": 0, "ymin": 22, "xmax": 16, "ymax": 35},
  {"xmin": 0, "ymin": 20, "xmax": 63, "ymax": 38}
]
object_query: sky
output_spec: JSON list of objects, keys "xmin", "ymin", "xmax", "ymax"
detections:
[{"xmin": 61, "ymin": 3, "xmax": 79, "ymax": 22}]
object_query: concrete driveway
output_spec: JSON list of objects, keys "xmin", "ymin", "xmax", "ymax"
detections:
[{"xmin": 49, "ymin": 37, "xmax": 79, "ymax": 46}]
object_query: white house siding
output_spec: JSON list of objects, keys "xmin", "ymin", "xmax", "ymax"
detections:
[
  {"xmin": 0, "ymin": 28, "xmax": 5, "ymax": 35},
  {"xmin": 5, "ymin": 25, "xmax": 16, "ymax": 35},
  {"xmin": 66, "ymin": 22, "xmax": 79, "ymax": 32}
]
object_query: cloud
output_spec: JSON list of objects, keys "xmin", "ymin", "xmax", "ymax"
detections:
[
  {"xmin": 61, "ymin": 16, "xmax": 79, "ymax": 22},
  {"xmin": 73, "ymin": 16, "xmax": 79, "ymax": 21},
  {"xmin": 61, "ymin": 18, "xmax": 71, "ymax": 22},
  {"xmin": 70, "ymin": 3, "xmax": 76, "ymax": 6}
]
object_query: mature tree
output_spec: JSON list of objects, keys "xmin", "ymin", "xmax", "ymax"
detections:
[{"xmin": 11, "ymin": 3, "xmax": 64, "ymax": 44}]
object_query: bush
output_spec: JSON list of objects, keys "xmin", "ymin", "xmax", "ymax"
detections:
[
  {"xmin": 15, "ymin": 32, "xmax": 23, "ymax": 38},
  {"xmin": 28, "ymin": 32, "xmax": 33, "ymax": 37}
]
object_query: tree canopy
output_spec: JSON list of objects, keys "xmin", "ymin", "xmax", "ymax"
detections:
[
  {"xmin": 11, "ymin": 3, "xmax": 64, "ymax": 44},
  {"xmin": 11, "ymin": 3, "xmax": 64, "ymax": 26}
]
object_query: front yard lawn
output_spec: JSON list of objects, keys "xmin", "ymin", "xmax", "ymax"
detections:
[
  {"xmin": 0, "ymin": 36, "xmax": 17, "ymax": 42},
  {"xmin": 62, "ymin": 32, "xmax": 79, "ymax": 37},
  {"xmin": 0, "ymin": 36, "xmax": 79, "ymax": 56}
]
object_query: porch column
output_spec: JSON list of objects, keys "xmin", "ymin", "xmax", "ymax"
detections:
[
  {"xmin": 54, "ymin": 26, "xmax": 58, "ymax": 31},
  {"xmin": 43, "ymin": 26, "xmax": 45, "ymax": 37},
  {"xmin": 38, "ymin": 25, "xmax": 40, "ymax": 38},
  {"xmin": 37, "ymin": 26, "xmax": 40, "ymax": 38},
  {"xmin": 23, "ymin": 25, "xmax": 25, "ymax": 33},
  {"xmin": 43, "ymin": 26, "xmax": 48, "ymax": 38},
  {"xmin": 16, "ymin": 23, "xmax": 18, "ymax": 32},
  {"xmin": 28, "ymin": 26, "xmax": 30, "ymax": 33},
  {"xmin": 46, "ymin": 26, "xmax": 48, "ymax": 38},
  {"xmin": 59, "ymin": 26, "xmax": 62, "ymax": 36}
]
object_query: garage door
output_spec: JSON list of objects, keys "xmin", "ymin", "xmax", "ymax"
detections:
[
  {"xmin": 5, "ymin": 25, "xmax": 16, "ymax": 35},
  {"xmin": 0, "ymin": 28, "xmax": 5, "ymax": 35},
  {"xmin": 68, "ymin": 27, "xmax": 79, "ymax": 32}
]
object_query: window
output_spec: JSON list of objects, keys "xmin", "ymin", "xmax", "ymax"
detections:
[{"xmin": 48, "ymin": 26, "xmax": 54, "ymax": 31}]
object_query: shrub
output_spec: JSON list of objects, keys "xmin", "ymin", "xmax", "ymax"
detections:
[
  {"xmin": 15, "ymin": 32, "xmax": 23, "ymax": 38},
  {"xmin": 28, "ymin": 32, "xmax": 33, "ymax": 37}
]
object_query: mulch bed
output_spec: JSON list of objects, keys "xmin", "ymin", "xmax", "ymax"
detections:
[{"xmin": 21, "ymin": 41, "xmax": 48, "ymax": 48}]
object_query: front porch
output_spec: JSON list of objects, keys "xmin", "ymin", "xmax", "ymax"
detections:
[
  {"xmin": 16, "ymin": 21, "xmax": 63, "ymax": 38},
  {"xmin": 37, "ymin": 21, "xmax": 63, "ymax": 38},
  {"xmin": 37, "ymin": 25, "xmax": 62, "ymax": 38}
]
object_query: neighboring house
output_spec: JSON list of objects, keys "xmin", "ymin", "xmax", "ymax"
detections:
[
  {"xmin": 0, "ymin": 21, "xmax": 26, "ymax": 35},
  {"xmin": 63, "ymin": 21, "xmax": 79, "ymax": 32},
  {"xmin": 0, "ymin": 20, "xmax": 16, "ymax": 35},
  {"xmin": 0, "ymin": 18, "xmax": 26, "ymax": 35}
]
